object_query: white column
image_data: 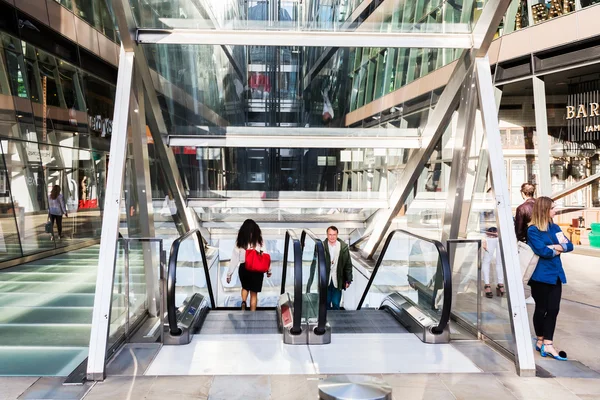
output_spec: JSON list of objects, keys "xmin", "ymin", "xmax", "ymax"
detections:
[
  {"xmin": 87, "ymin": 46, "xmax": 134, "ymax": 381},
  {"xmin": 475, "ymin": 56, "xmax": 536, "ymax": 377},
  {"xmin": 533, "ymin": 76, "xmax": 552, "ymax": 196}
]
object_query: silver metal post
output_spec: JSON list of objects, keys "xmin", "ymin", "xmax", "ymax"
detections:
[
  {"xmin": 160, "ymin": 246, "xmax": 166, "ymax": 344},
  {"xmin": 475, "ymin": 56, "xmax": 536, "ymax": 377},
  {"xmin": 124, "ymin": 241, "xmax": 130, "ymax": 337}
]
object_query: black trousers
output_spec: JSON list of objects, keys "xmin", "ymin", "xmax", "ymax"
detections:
[
  {"xmin": 530, "ymin": 279, "xmax": 562, "ymax": 341},
  {"xmin": 50, "ymin": 214, "xmax": 63, "ymax": 236}
]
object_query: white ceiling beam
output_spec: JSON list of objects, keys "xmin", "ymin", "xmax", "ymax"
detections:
[{"xmin": 137, "ymin": 29, "xmax": 473, "ymax": 49}]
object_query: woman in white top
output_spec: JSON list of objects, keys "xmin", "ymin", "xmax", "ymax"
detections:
[{"xmin": 226, "ymin": 219, "xmax": 271, "ymax": 310}]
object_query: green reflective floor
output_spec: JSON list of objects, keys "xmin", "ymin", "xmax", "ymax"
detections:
[{"xmin": 0, "ymin": 246, "xmax": 144, "ymax": 376}]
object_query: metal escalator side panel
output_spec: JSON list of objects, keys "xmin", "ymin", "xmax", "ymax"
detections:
[
  {"xmin": 164, "ymin": 293, "xmax": 209, "ymax": 345},
  {"xmin": 278, "ymin": 293, "xmax": 308, "ymax": 345},
  {"xmin": 356, "ymin": 229, "xmax": 453, "ymax": 336},
  {"xmin": 381, "ymin": 293, "xmax": 450, "ymax": 344}
]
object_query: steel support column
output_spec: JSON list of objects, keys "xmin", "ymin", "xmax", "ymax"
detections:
[
  {"xmin": 111, "ymin": 0, "xmax": 196, "ymax": 234},
  {"xmin": 130, "ymin": 70, "xmax": 159, "ymax": 316},
  {"xmin": 532, "ymin": 76, "xmax": 552, "ymax": 196},
  {"xmin": 87, "ymin": 46, "xmax": 134, "ymax": 381},
  {"xmin": 475, "ymin": 56, "xmax": 536, "ymax": 377},
  {"xmin": 441, "ymin": 70, "xmax": 478, "ymax": 243},
  {"xmin": 361, "ymin": 0, "xmax": 512, "ymax": 258},
  {"xmin": 362, "ymin": 50, "xmax": 473, "ymax": 258}
]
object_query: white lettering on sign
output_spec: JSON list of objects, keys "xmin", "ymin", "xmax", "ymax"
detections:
[{"xmin": 88, "ymin": 115, "xmax": 113, "ymax": 137}]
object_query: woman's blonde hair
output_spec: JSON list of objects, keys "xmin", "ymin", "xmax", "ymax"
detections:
[{"xmin": 530, "ymin": 196, "xmax": 553, "ymax": 232}]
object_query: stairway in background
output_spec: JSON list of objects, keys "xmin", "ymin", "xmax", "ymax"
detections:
[{"xmin": 0, "ymin": 245, "xmax": 146, "ymax": 376}]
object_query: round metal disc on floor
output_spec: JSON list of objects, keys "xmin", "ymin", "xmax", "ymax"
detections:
[{"xmin": 318, "ymin": 375, "xmax": 392, "ymax": 400}]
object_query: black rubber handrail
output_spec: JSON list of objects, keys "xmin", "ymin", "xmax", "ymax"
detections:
[
  {"xmin": 167, "ymin": 229, "xmax": 215, "ymax": 336},
  {"xmin": 300, "ymin": 229, "xmax": 327, "ymax": 335},
  {"xmin": 281, "ymin": 230, "xmax": 304, "ymax": 335},
  {"xmin": 356, "ymin": 229, "xmax": 452, "ymax": 335}
]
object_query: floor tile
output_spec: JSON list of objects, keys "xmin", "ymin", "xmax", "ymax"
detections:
[
  {"xmin": 451, "ymin": 341, "xmax": 516, "ymax": 373},
  {"xmin": 17, "ymin": 377, "xmax": 93, "ymax": 400},
  {"xmin": 269, "ymin": 375, "xmax": 322, "ymax": 400},
  {"xmin": 495, "ymin": 375, "xmax": 581, "ymax": 400},
  {"xmin": 381, "ymin": 374, "xmax": 447, "ymax": 390},
  {"xmin": 391, "ymin": 386, "xmax": 456, "ymax": 400},
  {"xmin": 106, "ymin": 344, "xmax": 161, "ymax": 376},
  {"xmin": 144, "ymin": 376, "xmax": 213, "ymax": 400},
  {"xmin": 440, "ymin": 373, "xmax": 518, "ymax": 400},
  {"xmin": 536, "ymin": 360, "xmax": 600, "ymax": 379},
  {"xmin": 83, "ymin": 376, "xmax": 156, "ymax": 400},
  {"xmin": 145, "ymin": 334, "xmax": 316, "ymax": 375},
  {"xmin": 0, "ymin": 377, "xmax": 38, "ymax": 400},
  {"xmin": 556, "ymin": 377, "xmax": 600, "ymax": 395},
  {"xmin": 208, "ymin": 376, "xmax": 270, "ymax": 400},
  {"xmin": 309, "ymin": 334, "xmax": 481, "ymax": 374}
]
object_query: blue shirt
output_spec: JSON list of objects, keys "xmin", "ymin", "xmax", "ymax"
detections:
[{"xmin": 527, "ymin": 223, "xmax": 573, "ymax": 285}]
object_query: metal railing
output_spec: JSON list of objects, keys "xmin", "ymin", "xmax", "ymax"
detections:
[
  {"xmin": 356, "ymin": 229, "xmax": 453, "ymax": 335},
  {"xmin": 300, "ymin": 229, "xmax": 328, "ymax": 335},
  {"xmin": 166, "ymin": 229, "xmax": 215, "ymax": 336},
  {"xmin": 281, "ymin": 230, "xmax": 304, "ymax": 335}
]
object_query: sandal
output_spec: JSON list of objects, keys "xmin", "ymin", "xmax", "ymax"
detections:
[
  {"xmin": 241, "ymin": 302, "xmax": 247, "ymax": 311},
  {"xmin": 535, "ymin": 339, "xmax": 543, "ymax": 352},
  {"xmin": 541, "ymin": 343, "xmax": 568, "ymax": 361},
  {"xmin": 484, "ymin": 284, "xmax": 493, "ymax": 298},
  {"xmin": 496, "ymin": 284, "xmax": 505, "ymax": 297}
]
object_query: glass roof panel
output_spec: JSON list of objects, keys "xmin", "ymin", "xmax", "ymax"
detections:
[
  {"xmin": 130, "ymin": 0, "xmax": 486, "ymax": 34},
  {"xmin": 143, "ymin": 43, "xmax": 452, "ymax": 130}
]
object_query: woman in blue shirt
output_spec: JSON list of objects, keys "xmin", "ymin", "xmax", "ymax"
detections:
[{"xmin": 527, "ymin": 196, "xmax": 573, "ymax": 361}]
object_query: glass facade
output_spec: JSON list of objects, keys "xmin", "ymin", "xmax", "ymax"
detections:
[
  {"xmin": 503, "ymin": 0, "xmax": 600, "ymax": 34},
  {"xmin": 50, "ymin": 0, "xmax": 119, "ymax": 43},
  {"xmin": 0, "ymin": 30, "xmax": 117, "ymax": 260},
  {"xmin": 129, "ymin": 0, "xmax": 481, "ymax": 31},
  {"xmin": 494, "ymin": 63, "xmax": 600, "ymax": 249}
]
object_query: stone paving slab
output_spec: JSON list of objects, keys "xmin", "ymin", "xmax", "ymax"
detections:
[
  {"xmin": 4, "ymin": 373, "xmax": 600, "ymax": 400},
  {"xmin": 0, "ymin": 377, "xmax": 38, "ymax": 400}
]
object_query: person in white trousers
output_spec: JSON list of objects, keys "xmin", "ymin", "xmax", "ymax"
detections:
[{"xmin": 482, "ymin": 227, "xmax": 505, "ymax": 298}]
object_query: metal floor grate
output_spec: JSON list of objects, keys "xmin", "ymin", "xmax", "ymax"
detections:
[
  {"xmin": 198, "ymin": 310, "xmax": 279, "ymax": 334},
  {"xmin": 327, "ymin": 310, "xmax": 408, "ymax": 334}
]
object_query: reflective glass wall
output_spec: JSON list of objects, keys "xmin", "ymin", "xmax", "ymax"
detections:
[
  {"xmin": 52, "ymin": 0, "xmax": 119, "ymax": 43},
  {"xmin": 502, "ymin": 0, "xmax": 600, "ymax": 34},
  {"xmin": 0, "ymin": 30, "xmax": 115, "ymax": 261}
]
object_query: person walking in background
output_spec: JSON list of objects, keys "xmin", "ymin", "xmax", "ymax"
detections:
[
  {"xmin": 309, "ymin": 226, "xmax": 353, "ymax": 310},
  {"xmin": 48, "ymin": 185, "xmax": 68, "ymax": 240},
  {"xmin": 527, "ymin": 196, "xmax": 573, "ymax": 361},
  {"xmin": 515, "ymin": 183, "xmax": 536, "ymax": 243},
  {"xmin": 481, "ymin": 188, "xmax": 504, "ymax": 298},
  {"xmin": 226, "ymin": 219, "xmax": 271, "ymax": 311}
]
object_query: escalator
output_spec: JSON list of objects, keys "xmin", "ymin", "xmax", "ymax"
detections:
[
  {"xmin": 163, "ymin": 229, "xmax": 309, "ymax": 345},
  {"xmin": 163, "ymin": 227, "xmax": 451, "ymax": 346},
  {"xmin": 305, "ymin": 228, "xmax": 452, "ymax": 344}
]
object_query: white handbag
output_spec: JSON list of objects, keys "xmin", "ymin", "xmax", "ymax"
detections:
[{"xmin": 518, "ymin": 241, "xmax": 539, "ymax": 283}]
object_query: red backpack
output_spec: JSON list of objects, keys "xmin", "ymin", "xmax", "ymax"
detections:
[{"xmin": 245, "ymin": 248, "xmax": 271, "ymax": 273}]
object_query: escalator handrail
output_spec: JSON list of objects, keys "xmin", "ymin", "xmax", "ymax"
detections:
[
  {"xmin": 281, "ymin": 230, "xmax": 304, "ymax": 335},
  {"xmin": 300, "ymin": 229, "xmax": 327, "ymax": 335},
  {"xmin": 167, "ymin": 229, "xmax": 215, "ymax": 336},
  {"xmin": 356, "ymin": 229, "xmax": 452, "ymax": 335}
]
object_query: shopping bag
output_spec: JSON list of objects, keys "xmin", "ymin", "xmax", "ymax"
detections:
[
  {"xmin": 44, "ymin": 221, "xmax": 52, "ymax": 234},
  {"xmin": 518, "ymin": 241, "xmax": 539, "ymax": 283},
  {"xmin": 245, "ymin": 249, "xmax": 271, "ymax": 273}
]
